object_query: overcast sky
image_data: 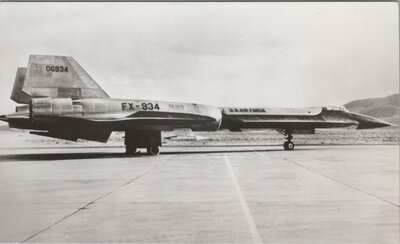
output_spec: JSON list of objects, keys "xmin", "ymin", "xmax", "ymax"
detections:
[{"xmin": 0, "ymin": 2, "xmax": 398, "ymax": 114}]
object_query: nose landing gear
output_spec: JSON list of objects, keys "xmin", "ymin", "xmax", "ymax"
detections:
[{"xmin": 278, "ymin": 129, "xmax": 295, "ymax": 151}]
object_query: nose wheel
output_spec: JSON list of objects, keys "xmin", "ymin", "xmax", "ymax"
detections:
[{"xmin": 283, "ymin": 141, "xmax": 295, "ymax": 150}]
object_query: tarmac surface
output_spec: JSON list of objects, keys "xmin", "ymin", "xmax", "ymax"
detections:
[{"xmin": 0, "ymin": 145, "xmax": 398, "ymax": 243}]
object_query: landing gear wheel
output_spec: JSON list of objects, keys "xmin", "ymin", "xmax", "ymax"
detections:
[
  {"xmin": 147, "ymin": 146, "xmax": 160, "ymax": 156},
  {"xmin": 125, "ymin": 146, "xmax": 137, "ymax": 155},
  {"xmin": 283, "ymin": 141, "xmax": 294, "ymax": 151}
]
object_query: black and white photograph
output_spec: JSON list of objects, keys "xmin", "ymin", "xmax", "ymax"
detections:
[{"xmin": 0, "ymin": 1, "xmax": 398, "ymax": 243}]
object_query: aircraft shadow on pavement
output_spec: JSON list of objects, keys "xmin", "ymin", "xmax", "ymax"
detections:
[{"xmin": 0, "ymin": 148, "xmax": 315, "ymax": 162}]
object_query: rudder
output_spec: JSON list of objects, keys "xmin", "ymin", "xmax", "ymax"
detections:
[{"xmin": 11, "ymin": 67, "xmax": 31, "ymax": 104}]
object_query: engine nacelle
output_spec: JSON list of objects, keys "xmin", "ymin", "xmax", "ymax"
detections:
[{"xmin": 30, "ymin": 97, "xmax": 73, "ymax": 118}]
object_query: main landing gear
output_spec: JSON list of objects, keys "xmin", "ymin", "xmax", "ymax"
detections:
[
  {"xmin": 278, "ymin": 129, "xmax": 295, "ymax": 151},
  {"xmin": 125, "ymin": 130, "xmax": 162, "ymax": 156},
  {"xmin": 146, "ymin": 146, "xmax": 160, "ymax": 155}
]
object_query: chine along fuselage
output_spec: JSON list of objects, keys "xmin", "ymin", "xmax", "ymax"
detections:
[{"xmin": 0, "ymin": 55, "xmax": 392, "ymax": 155}]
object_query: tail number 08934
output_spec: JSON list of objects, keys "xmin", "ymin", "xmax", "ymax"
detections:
[{"xmin": 45, "ymin": 66, "xmax": 69, "ymax": 72}]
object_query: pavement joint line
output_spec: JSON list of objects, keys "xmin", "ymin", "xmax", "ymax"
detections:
[
  {"xmin": 20, "ymin": 156, "xmax": 170, "ymax": 243},
  {"xmin": 0, "ymin": 144, "xmax": 396, "ymax": 151},
  {"xmin": 254, "ymin": 151, "xmax": 400, "ymax": 209},
  {"xmin": 224, "ymin": 154, "xmax": 263, "ymax": 243}
]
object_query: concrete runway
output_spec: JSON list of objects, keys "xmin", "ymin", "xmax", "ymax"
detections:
[{"xmin": 0, "ymin": 145, "xmax": 398, "ymax": 243}]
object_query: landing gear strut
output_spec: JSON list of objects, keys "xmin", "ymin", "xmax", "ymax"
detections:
[
  {"xmin": 278, "ymin": 129, "xmax": 295, "ymax": 151},
  {"xmin": 125, "ymin": 130, "xmax": 162, "ymax": 156}
]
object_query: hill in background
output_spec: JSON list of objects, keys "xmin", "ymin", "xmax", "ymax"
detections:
[{"xmin": 344, "ymin": 94, "xmax": 399, "ymax": 125}]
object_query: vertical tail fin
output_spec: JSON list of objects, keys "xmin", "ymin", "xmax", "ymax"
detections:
[
  {"xmin": 11, "ymin": 67, "xmax": 31, "ymax": 104},
  {"xmin": 11, "ymin": 55, "xmax": 109, "ymax": 104}
]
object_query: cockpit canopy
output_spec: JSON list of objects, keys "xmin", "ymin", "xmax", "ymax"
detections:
[{"xmin": 324, "ymin": 106, "xmax": 349, "ymax": 112}]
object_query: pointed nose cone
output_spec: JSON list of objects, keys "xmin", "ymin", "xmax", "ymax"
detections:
[
  {"xmin": 357, "ymin": 120, "xmax": 392, "ymax": 129},
  {"xmin": 348, "ymin": 112, "xmax": 392, "ymax": 129}
]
